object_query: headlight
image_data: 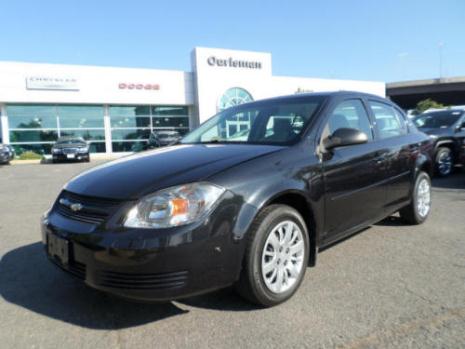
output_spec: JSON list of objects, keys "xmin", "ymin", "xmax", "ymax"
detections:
[
  {"xmin": 429, "ymin": 134, "xmax": 438, "ymax": 139},
  {"xmin": 52, "ymin": 148, "xmax": 61, "ymax": 153},
  {"xmin": 78, "ymin": 147, "xmax": 89, "ymax": 153},
  {"xmin": 124, "ymin": 182, "xmax": 225, "ymax": 229}
]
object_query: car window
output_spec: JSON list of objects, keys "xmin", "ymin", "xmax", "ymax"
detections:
[
  {"xmin": 369, "ymin": 101, "xmax": 406, "ymax": 139},
  {"xmin": 182, "ymin": 96, "xmax": 325, "ymax": 145},
  {"xmin": 323, "ymin": 99, "xmax": 373, "ymax": 141},
  {"xmin": 414, "ymin": 110, "xmax": 463, "ymax": 129}
]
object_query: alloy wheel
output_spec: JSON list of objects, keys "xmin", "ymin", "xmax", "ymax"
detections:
[
  {"xmin": 417, "ymin": 178, "xmax": 431, "ymax": 218},
  {"xmin": 437, "ymin": 152, "xmax": 453, "ymax": 176},
  {"xmin": 261, "ymin": 220, "xmax": 305, "ymax": 294}
]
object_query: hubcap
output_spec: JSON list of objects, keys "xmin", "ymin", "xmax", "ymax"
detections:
[
  {"xmin": 417, "ymin": 178, "xmax": 431, "ymax": 218},
  {"xmin": 438, "ymin": 152, "xmax": 453, "ymax": 175},
  {"xmin": 261, "ymin": 220, "xmax": 305, "ymax": 294}
]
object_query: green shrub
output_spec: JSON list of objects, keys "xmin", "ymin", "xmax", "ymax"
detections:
[{"xmin": 18, "ymin": 151, "xmax": 43, "ymax": 160}]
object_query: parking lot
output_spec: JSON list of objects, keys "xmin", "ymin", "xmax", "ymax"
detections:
[{"xmin": 0, "ymin": 161, "xmax": 464, "ymax": 348}]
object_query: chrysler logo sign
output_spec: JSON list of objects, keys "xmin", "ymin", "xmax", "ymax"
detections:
[
  {"xmin": 207, "ymin": 56, "xmax": 262, "ymax": 69},
  {"xmin": 26, "ymin": 76, "xmax": 79, "ymax": 91}
]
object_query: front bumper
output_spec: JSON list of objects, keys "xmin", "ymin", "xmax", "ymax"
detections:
[
  {"xmin": 41, "ymin": 198, "xmax": 245, "ymax": 302},
  {"xmin": 53, "ymin": 152, "xmax": 89, "ymax": 162}
]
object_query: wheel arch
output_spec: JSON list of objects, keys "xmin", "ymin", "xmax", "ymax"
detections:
[{"xmin": 263, "ymin": 190, "xmax": 319, "ymax": 267}]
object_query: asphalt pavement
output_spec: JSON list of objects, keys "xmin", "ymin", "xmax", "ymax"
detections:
[{"xmin": 0, "ymin": 161, "xmax": 464, "ymax": 348}]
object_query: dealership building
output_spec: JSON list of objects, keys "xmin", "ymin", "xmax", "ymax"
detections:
[{"xmin": 0, "ymin": 47, "xmax": 385, "ymax": 155}]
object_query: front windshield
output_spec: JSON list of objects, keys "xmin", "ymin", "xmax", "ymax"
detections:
[
  {"xmin": 181, "ymin": 97, "xmax": 325, "ymax": 145},
  {"xmin": 414, "ymin": 111, "xmax": 463, "ymax": 129},
  {"xmin": 57, "ymin": 139, "xmax": 86, "ymax": 145}
]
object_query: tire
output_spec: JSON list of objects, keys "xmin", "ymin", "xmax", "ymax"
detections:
[
  {"xmin": 235, "ymin": 204, "xmax": 309, "ymax": 307},
  {"xmin": 399, "ymin": 171, "xmax": 432, "ymax": 225},
  {"xmin": 435, "ymin": 147, "xmax": 453, "ymax": 177}
]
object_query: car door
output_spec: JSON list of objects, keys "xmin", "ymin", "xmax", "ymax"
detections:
[
  {"xmin": 367, "ymin": 100, "xmax": 412, "ymax": 210},
  {"xmin": 320, "ymin": 98, "xmax": 387, "ymax": 242}
]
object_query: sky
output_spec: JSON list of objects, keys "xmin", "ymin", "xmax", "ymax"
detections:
[{"xmin": 1, "ymin": 0, "xmax": 464, "ymax": 82}]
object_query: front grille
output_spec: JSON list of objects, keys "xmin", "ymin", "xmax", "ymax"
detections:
[
  {"xmin": 55, "ymin": 190, "xmax": 122, "ymax": 225},
  {"xmin": 67, "ymin": 261, "xmax": 87, "ymax": 280},
  {"xmin": 98, "ymin": 270, "xmax": 188, "ymax": 290},
  {"xmin": 62, "ymin": 148, "xmax": 78, "ymax": 154}
]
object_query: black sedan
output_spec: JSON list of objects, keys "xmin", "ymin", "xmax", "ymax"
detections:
[
  {"xmin": 0, "ymin": 144, "xmax": 15, "ymax": 164},
  {"xmin": 51, "ymin": 137, "xmax": 90, "ymax": 163},
  {"xmin": 42, "ymin": 92, "xmax": 433, "ymax": 306},
  {"xmin": 413, "ymin": 108, "xmax": 465, "ymax": 176}
]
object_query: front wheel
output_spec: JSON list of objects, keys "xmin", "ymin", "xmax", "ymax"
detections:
[
  {"xmin": 235, "ymin": 204, "xmax": 309, "ymax": 307},
  {"xmin": 399, "ymin": 171, "xmax": 432, "ymax": 224}
]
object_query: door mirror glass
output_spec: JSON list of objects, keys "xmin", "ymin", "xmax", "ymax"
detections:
[{"xmin": 323, "ymin": 128, "xmax": 368, "ymax": 150}]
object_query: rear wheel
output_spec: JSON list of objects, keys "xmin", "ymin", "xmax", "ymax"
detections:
[
  {"xmin": 435, "ymin": 147, "xmax": 453, "ymax": 177},
  {"xmin": 399, "ymin": 171, "xmax": 431, "ymax": 224},
  {"xmin": 235, "ymin": 204, "xmax": 309, "ymax": 307}
]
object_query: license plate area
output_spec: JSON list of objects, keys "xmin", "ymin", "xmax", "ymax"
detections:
[
  {"xmin": 66, "ymin": 154, "xmax": 75, "ymax": 159},
  {"xmin": 48, "ymin": 233, "xmax": 69, "ymax": 265}
]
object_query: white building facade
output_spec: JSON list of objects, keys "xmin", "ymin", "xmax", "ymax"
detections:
[{"xmin": 0, "ymin": 47, "xmax": 385, "ymax": 155}]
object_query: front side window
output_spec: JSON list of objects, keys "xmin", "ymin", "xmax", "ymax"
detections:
[
  {"xmin": 182, "ymin": 97, "xmax": 325, "ymax": 145},
  {"xmin": 369, "ymin": 101, "xmax": 406, "ymax": 139},
  {"xmin": 324, "ymin": 99, "xmax": 374, "ymax": 140}
]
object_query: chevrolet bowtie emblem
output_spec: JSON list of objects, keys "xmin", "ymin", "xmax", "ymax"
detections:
[
  {"xmin": 59, "ymin": 198, "xmax": 84, "ymax": 212},
  {"xmin": 70, "ymin": 203, "xmax": 83, "ymax": 212}
]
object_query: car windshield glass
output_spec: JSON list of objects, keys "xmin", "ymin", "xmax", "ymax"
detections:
[
  {"xmin": 181, "ymin": 97, "xmax": 325, "ymax": 145},
  {"xmin": 414, "ymin": 111, "xmax": 462, "ymax": 128},
  {"xmin": 56, "ymin": 139, "xmax": 86, "ymax": 145}
]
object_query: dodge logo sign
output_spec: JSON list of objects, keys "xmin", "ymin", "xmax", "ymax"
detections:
[{"xmin": 119, "ymin": 83, "xmax": 160, "ymax": 90}]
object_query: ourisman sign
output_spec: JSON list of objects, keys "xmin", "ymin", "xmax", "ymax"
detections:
[{"xmin": 207, "ymin": 56, "xmax": 262, "ymax": 69}]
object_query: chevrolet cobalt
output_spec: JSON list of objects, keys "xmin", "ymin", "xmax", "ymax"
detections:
[{"xmin": 42, "ymin": 92, "xmax": 433, "ymax": 306}]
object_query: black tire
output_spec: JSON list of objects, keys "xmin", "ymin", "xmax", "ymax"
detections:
[
  {"xmin": 235, "ymin": 204, "xmax": 309, "ymax": 307},
  {"xmin": 435, "ymin": 147, "xmax": 453, "ymax": 177},
  {"xmin": 399, "ymin": 171, "xmax": 432, "ymax": 225}
]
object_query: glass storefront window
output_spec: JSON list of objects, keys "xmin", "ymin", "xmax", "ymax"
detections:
[
  {"xmin": 60, "ymin": 129, "xmax": 106, "ymax": 141},
  {"xmin": 6, "ymin": 104, "xmax": 190, "ymax": 154},
  {"xmin": 112, "ymin": 141, "xmax": 147, "ymax": 152},
  {"xmin": 110, "ymin": 105, "xmax": 190, "ymax": 148},
  {"xmin": 111, "ymin": 128, "xmax": 151, "ymax": 141},
  {"xmin": 57, "ymin": 105, "xmax": 104, "ymax": 128},
  {"xmin": 88, "ymin": 142, "xmax": 106, "ymax": 153},
  {"xmin": 11, "ymin": 143, "xmax": 53, "ymax": 155},
  {"xmin": 9, "ymin": 130, "xmax": 58, "ymax": 143},
  {"xmin": 6, "ymin": 105, "xmax": 57, "ymax": 129}
]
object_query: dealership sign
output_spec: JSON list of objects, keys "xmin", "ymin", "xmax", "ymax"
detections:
[
  {"xmin": 118, "ymin": 82, "xmax": 160, "ymax": 90},
  {"xmin": 207, "ymin": 56, "xmax": 262, "ymax": 69},
  {"xmin": 26, "ymin": 76, "xmax": 79, "ymax": 91}
]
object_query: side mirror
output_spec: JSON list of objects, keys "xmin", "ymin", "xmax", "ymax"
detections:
[{"xmin": 323, "ymin": 128, "xmax": 368, "ymax": 150}]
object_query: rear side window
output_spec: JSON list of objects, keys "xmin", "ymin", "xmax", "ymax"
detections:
[{"xmin": 369, "ymin": 101, "xmax": 407, "ymax": 139}]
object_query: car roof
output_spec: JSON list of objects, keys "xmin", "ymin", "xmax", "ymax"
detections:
[{"xmin": 235, "ymin": 91, "xmax": 389, "ymax": 108}]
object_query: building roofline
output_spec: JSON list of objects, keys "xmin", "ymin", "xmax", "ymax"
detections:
[{"xmin": 387, "ymin": 76, "xmax": 465, "ymax": 89}]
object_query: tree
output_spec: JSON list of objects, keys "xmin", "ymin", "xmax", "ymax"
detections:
[{"xmin": 414, "ymin": 98, "xmax": 446, "ymax": 114}]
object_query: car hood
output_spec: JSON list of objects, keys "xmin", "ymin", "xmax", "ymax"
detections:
[
  {"xmin": 54, "ymin": 143, "xmax": 87, "ymax": 149},
  {"xmin": 65, "ymin": 144, "xmax": 284, "ymax": 200}
]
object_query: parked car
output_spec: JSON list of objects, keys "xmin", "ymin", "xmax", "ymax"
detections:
[
  {"xmin": 413, "ymin": 108, "xmax": 465, "ymax": 176},
  {"xmin": 147, "ymin": 130, "xmax": 182, "ymax": 148},
  {"xmin": 0, "ymin": 144, "xmax": 15, "ymax": 164},
  {"xmin": 51, "ymin": 137, "xmax": 90, "ymax": 163},
  {"xmin": 42, "ymin": 92, "xmax": 433, "ymax": 307}
]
